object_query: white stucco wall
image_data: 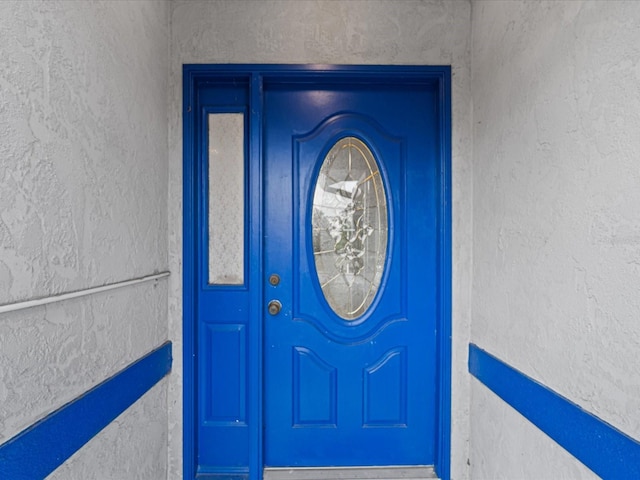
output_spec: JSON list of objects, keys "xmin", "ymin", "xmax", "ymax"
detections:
[
  {"xmin": 0, "ymin": 1, "xmax": 170, "ymax": 478},
  {"xmin": 169, "ymin": 1, "xmax": 473, "ymax": 478},
  {"xmin": 471, "ymin": 1, "xmax": 640, "ymax": 478},
  {"xmin": 4, "ymin": 1, "xmax": 637, "ymax": 478}
]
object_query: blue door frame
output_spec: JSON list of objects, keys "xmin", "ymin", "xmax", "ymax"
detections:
[{"xmin": 182, "ymin": 65, "xmax": 452, "ymax": 480}]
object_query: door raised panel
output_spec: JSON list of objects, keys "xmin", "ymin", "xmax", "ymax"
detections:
[
  {"xmin": 292, "ymin": 347, "xmax": 338, "ymax": 427},
  {"xmin": 202, "ymin": 324, "xmax": 247, "ymax": 425},
  {"xmin": 363, "ymin": 347, "xmax": 407, "ymax": 427}
]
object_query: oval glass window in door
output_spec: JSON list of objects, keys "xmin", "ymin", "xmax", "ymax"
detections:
[{"xmin": 311, "ymin": 137, "xmax": 388, "ymax": 320}]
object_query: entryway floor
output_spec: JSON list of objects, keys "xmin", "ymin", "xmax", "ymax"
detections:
[{"xmin": 263, "ymin": 466, "xmax": 438, "ymax": 480}]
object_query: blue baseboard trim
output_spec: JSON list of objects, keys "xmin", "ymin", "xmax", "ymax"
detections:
[
  {"xmin": 469, "ymin": 343, "xmax": 640, "ymax": 479},
  {"xmin": 0, "ymin": 341, "xmax": 172, "ymax": 479}
]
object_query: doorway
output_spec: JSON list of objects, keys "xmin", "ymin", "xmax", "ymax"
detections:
[{"xmin": 183, "ymin": 65, "xmax": 452, "ymax": 480}]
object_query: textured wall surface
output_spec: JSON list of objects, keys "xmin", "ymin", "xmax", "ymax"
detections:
[
  {"xmin": 471, "ymin": 1, "xmax": 640, "ymax": 477},
  {"xmin": 48, "ymin": 379, "xmax": 169, "ymax": 480},
  {"xmin": 169, "ymin": 1, "xmax": 473, "ymax": 478},
  {"xmin": 0, "ymin": 1, "xmax": 169, "ymax": 478},
  {"xmin": 0, "ymin": 282, "xmax": 168, "ymax": 444},
  {"xmin": 470, "ymin": 379, "xmax": 599, "ymax": 480}
]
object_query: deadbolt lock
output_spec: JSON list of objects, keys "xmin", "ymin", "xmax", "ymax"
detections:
[{"xmin": 268, "ymin": 274, "xmax": 280, "ymax": 286}]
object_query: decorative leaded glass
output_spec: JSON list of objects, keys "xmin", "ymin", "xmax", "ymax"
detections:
[{"xmin": 311, "ymin": 137, "xmax": 388, "ymax": 320}]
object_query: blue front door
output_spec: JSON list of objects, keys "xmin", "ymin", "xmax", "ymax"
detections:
[
  {"xmin": 184, "ymin": 66, "xmax": 450, "ymax": 480},
  {"xmin": 263, "ymin": 82, "xmax": 439, "ymax": 466}
]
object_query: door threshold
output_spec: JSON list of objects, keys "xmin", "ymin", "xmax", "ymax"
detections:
[{"xmin": 263, "ymin": 466, "xmax": 438, "ymax": 480}]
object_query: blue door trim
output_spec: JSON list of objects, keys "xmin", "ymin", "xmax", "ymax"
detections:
[
  {"xmin": 183, "ymin": 65, "xmax": 452, "ymax": 480},
  {"xmin": 436, "ymin": 70, "xmax": 453, "ymax": 480}
]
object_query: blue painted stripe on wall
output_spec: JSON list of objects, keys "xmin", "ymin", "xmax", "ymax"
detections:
[
  {"xmin": 469, "ymin": 343, "xmax": 640, "ymax": 480},
  {"xmin": 0, "ymin": 341, "xmax": 172, "ymax": 480}
]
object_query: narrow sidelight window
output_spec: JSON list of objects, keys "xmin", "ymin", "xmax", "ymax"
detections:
[{"xmin": 208, "ymin": 113, "xmax": 245, "ymax": 285}]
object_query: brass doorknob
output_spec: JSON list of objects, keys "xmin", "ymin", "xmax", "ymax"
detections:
[{"xmin": 268, "ymin": 300, "xmax": 282, "ymax": 315}]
